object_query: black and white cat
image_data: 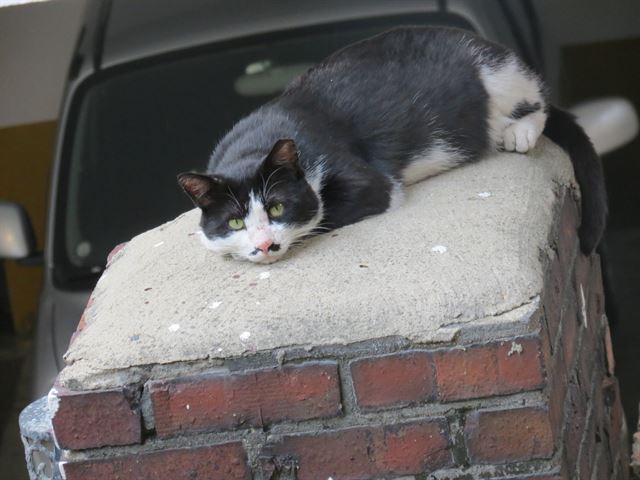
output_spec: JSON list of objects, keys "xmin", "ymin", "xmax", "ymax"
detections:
[{"xmin": 178, "ymin": 26, "xmax": 606, "ymax": 264}]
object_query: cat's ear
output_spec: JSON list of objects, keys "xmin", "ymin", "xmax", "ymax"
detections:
[
  {"xmin": 264, "ymin": 139, "xmax": 301, "ymax": 175},
  {"xmin": 177, "ymin": 173, "xmax": 222, "ymax": 209}
]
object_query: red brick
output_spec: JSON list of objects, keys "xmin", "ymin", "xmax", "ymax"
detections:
[
  {"xmin": 577, "ymin": 336, "xmax": 596, "ymax": 391},
  {"xmin": 540, "ymin": 311, "xmax": 554, "ymax": 376},
  {"xmin": 578, "ymin": 408, "xmax": 597, "ymax": 480},
  {"xmin": 575, "ymin": 255, "xmax": 604, "ymax": 355},
  {"xmin": 603, "ymin": 321, "xmax": 616, "ymax": 376},
  {"xmin": 51, "ymin": 386, "xmax": 141, "ymax": 450},
  {"xmin": 589, "ymin": 256, "xmax": 604, "ymax": 312},
  {"xmin": 62, "ymin": 443, "xmax": 249, "ymax": 480},
  {"xmin": 594, "ymin": 443, "xmax": 614, "ymax": 480},
  {"xmin": 592, "ymin": 374, "xmax": 606, "ymax": 434},
  {"xmin": 557, "ymin": 195, "xmax": 579, "ymax": 269},
  {"xmin": 587, "ymin": 256, "xmax": 605, "ymax": 335},
  {"xmin": 543, "ymin": 254, "xmax": 565, "ymax": 342},
  {"xmin": 574, "ymin": 253, "xmax": 592, "ymax": 299},
  {"xmin": 434, "ymin": 337, "xmax": 545, "ymax": 402},
  {"xmin": 560, "ymin": 297, "xmax": 579, "ymax": 375},
  {"xmin": 351, "ymin": 352, "xmax": 435, "ymax": 409},
  {"xmin": 603, "ymin": 377, "xmax": 626, "ymax": 461},
  {"xmin": 465, "ymin": 407, "xmax": 554, "ymax": 464},
  {"xmin": 262, "ymin": 420, "xmax": 451, "ymax": 479},
  {"xmin": 149, "ymin": 362, "xmax": 340, "ymax": 437},
  {"xmin": 563, "ymin": 382, "xmax": 588, "ymax": 470},
  {"xmin": 547, "ymin": 348, "xmax": 568, "ymax": 438}
]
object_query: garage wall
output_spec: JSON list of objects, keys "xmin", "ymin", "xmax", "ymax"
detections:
[{"xmin": 534, "ymin": 0, "xmax": 640, "ymax": 94}]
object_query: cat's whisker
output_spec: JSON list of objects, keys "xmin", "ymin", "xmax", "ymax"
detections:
[
  {"xmin": 262, "ymin": 166, "xmax": 285, "ymax": 198},
  {"xmin": 264, "ymin": 180, "xmax": 285, "ymax": 199},
  {"xmin": 259, "ymin": 172, "xmax": 268, "ymax": 199},
  {"xmin": 225, "ymin": 187, "xmax": 243, "ymax": 213}
]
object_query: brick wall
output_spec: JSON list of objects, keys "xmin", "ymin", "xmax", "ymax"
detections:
[{"xmin": 47, "ymin": 193, "xmax": 628, "ymax": 480}]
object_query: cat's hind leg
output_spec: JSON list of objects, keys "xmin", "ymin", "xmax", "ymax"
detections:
[{"xmin": 479, "ymin": 55, "xmax": 547, "ymax": 153}]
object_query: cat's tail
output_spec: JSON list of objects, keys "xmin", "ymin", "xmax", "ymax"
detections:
[{"xmin": 543, "ymin": 105, "xmax": 608, "ymax": 255}]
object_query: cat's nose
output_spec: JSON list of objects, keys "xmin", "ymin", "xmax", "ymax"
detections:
[{"xmin": 256, "ymin": 239, "xmax": 273, "ymax": 254}]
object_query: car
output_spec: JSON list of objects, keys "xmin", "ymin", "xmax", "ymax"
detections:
[{"xmin": 0, "ymin": 0, "xmax": 636, "ymax": 400}]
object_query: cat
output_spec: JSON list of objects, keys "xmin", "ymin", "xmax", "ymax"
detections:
[{"xmin": 178, "ymin": 26, "xmax": 606, "ymax": 264}]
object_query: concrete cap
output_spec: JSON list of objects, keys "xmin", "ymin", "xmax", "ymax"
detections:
[{"xmin": 59, "ymin": 138, "xmax": 575, "ymax": 389}]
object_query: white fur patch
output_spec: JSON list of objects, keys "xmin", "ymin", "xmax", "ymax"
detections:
[
  {"xmin": 387, "ymin": 180, "xmax": 405, "ymax": 211},
  {"xmin": 401, "ymin": 139, "xmax": 463, "ymax": 185},
  {"xmin": 479, "ymin": 55, "xmax": 546, "ymax": 151},
  {"xmin": 199, "ymin": 189, "xmax": 324, "ymax": 264},
  {"xmin": 306, "ymin": 156, "xmax": 327, "ymax": 194}
]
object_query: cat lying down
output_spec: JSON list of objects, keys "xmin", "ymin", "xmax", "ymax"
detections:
[{"xmin": 178, "ymin": 26, "xmax": 606, "ymax": 264}]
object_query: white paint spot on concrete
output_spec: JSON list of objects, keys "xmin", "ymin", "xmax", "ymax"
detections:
[
  {"xmin": 168, "ymin": 323, "xmax": 180, "ymax": 332},
  {"xmin": 153, "ymin": 241, "xmax": 164, "ymax": 248},
  {"xmin": 431, "ymin": 245, "xmax": 448, "ymax": 254},
  {"xmin": 217, "ymin": 348, "xmax": 223, "ymax": 352},
  {"xmin": 507, "ymin": 341, "xmax": 523, "ymax": 356},
  {"xmin": 259, "ymin": 271, "xmax": 271, "ymax": 280},
  {"xmin": 579, "ymin": 284, "xmax": 588, "ymax": 327},
  {"xmin": 255, "ymin": 301, "xmax": 261, "ymax": 305},
  {"xmin": 208, "ymin": 301, "xmax": 222, "ymax": 309},
  {"xmin": 478, "ymin": 191, "xmax": 492, "ymax": 198},
  {"xmin": 239, "ymin": 331, "xmax": 251, "ymax": 341}
]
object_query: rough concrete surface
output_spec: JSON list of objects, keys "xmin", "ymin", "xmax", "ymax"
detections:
[{"xmin": 60, "ymin": 138, "xmax": 575, "ymax": 389}]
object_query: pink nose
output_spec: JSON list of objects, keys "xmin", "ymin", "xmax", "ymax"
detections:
[{"xmin": 256, "ymin": 239, "xmax": 273, "ymax": 254}]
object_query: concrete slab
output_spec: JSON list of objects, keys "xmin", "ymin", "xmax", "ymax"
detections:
[{"xmin": 60, "ymin": 137, "xmax": 576, "ymax": 389}]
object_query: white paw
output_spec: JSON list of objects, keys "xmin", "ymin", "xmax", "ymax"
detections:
[{"xmin": 502, "ymin": 121, "xmax": 541, "ymax": 153}]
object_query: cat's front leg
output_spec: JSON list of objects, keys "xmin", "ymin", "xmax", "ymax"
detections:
[
  {"xmin": 502, "ymin": 105, "xmax": 547, "ymax": 153},
  {"xmin": 479, "ymin": 55, "xmax": 547, "ymax": 154},
  {"xmin": 319, "ymin": 161, "xmax": 395, "ymax": 230}
]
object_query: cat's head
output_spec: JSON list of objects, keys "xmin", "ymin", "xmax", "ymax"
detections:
[{"xmin": 178, "ymin": 139, "xmax": 322, "ymax": 264}]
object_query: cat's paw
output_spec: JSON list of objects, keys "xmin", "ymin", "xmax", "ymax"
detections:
[{"xmin": 502, "ymin": 121, "xmax": 541, "ymax": 153}]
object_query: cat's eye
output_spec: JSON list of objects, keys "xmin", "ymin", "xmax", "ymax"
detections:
[
  {"xmin": 269, "ymin": 203, "xmax": 285, "ymax": 217},
  {"xmin": 228, "ymin": 218, "xmax": 245, "ymax": 230}
]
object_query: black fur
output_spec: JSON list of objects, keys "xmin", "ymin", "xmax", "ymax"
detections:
[
  {"xmin": 543, "ymin": 106, "xmax": 608, "ymax": 254},
  {"xmin": 511, "ymin": 101, "xmax": 542, "ymax": 120},
  {"xmin": 179, "ymin": 26, "xmax": 607, "ymax": 258}
]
